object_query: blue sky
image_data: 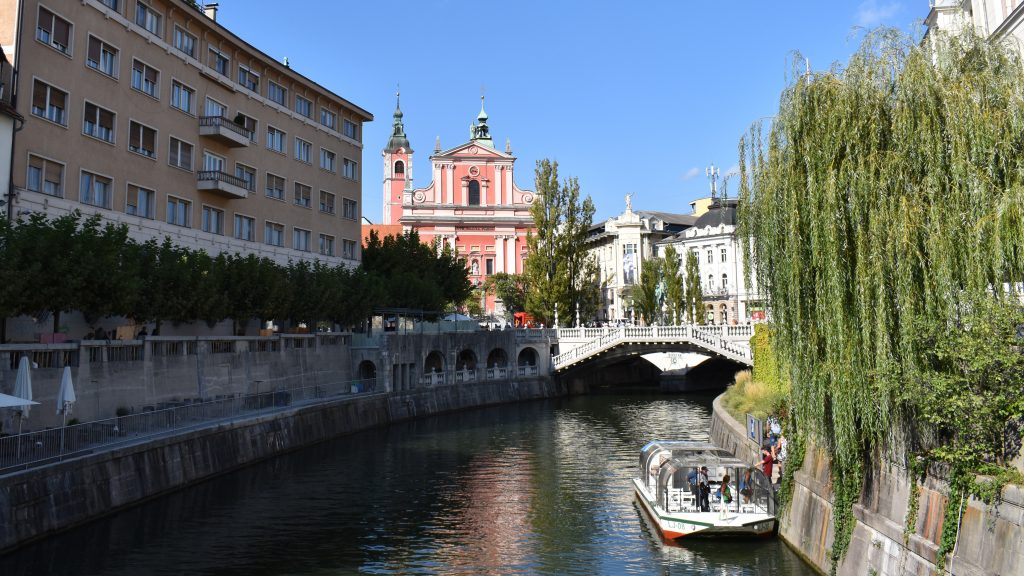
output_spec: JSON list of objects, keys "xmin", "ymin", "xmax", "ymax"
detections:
[{"xmin": 218, "ymin": 0, "xmax": 921, "ymax": 222}]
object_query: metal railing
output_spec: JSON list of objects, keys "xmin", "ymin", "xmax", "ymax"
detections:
[
  {"xmin": 199, "ymin": 115, "xmax": 253, "ymax": 140},
  {"xmin": 0, "ymin": 377, "xmax": 376, "ymax": 475}
]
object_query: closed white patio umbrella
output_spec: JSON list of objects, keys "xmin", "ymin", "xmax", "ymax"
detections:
[
  {"xmin": 57, "ymin": 366, "xmax": 76, "ymax": 459},
  {"xmin": 12, "ymin": 356, "xmax": 34, "ymax": 457}
]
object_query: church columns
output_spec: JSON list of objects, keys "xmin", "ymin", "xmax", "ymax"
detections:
[
  {"xmin": 496, "ymin": 236, "xmax": 505, "ymax": 273},
  {"xmin": 505, "ymin": 169, "xmax": 513, "ymax": 203},
  {"xmin": 481, "ymin": 179, "xmax": 489, "ymax": 207},
  {"xmin": 445, "ymin": 164, "xmax": 455, "ymax": 204},
  {"xmin": 433, "ymin": 163, "xmax": 442, "ymax": 202},
  {"xmin": 507, "ymin": 235, "xmax": 517, "ymax": 274},
  {"xmin": 491, "ymin": 166, "xmax": 499, "ymax": 206}
]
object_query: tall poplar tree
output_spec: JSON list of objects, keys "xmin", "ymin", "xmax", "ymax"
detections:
[
  {"xmin": 524, "ymin": 159, "xmax": 599, "ymax": 326},
  {"xmin": 683, "ymin": 251, "xmax": 704, "ymax": 324},
  {"xmin": 663, "ymin": 245, "xmax": 684, "ymax": 324}
]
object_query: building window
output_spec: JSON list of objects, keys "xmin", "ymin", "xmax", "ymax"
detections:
[
  {"xmin": 83, "ymin": 102, "xmax": 115, "ymax": 143},
  {"xmin": 167, "ymin": 196, "xmax": 191, "ymax": 227},
  {"xmin": 236, "ymin": 112, "xmax": 256, "ymax": 142},
  {"xmin": 293, "ymin": 228, "xmax": 311, "ymax": 252},
  {"xmin": 31, "ymin": 80, "xmax": 67, "ymax": 126},
  {"xmin": 202, "ymin": 206, "xmax": 224, "ymax": 235},
  {"xmin": 342, "ymin": 158, "xmax": 357, "ymax": 180},
  {"xmin": 319, "ymin": 190, "xmax": 335, "ymax": 214},
  {"xmin": 128, "ymin": 121, "xmax": 156, "ymax": 158},
  {"xmin": 209, "ymin": 47, "xmax": 229, "ymax": 76},
  {"xmin": 204, "ymin": 97, "xmax": 226, "ymax": 118},
  {"xmin": 394, "ymin": 160, "xmax": 404, "ymax": 175},
  {"xmin": 343, "ymin": 119, "xmax": 358, "ymax": 140},
  {"xmin": 342, "ymin": 198, "xmax": 357, "ymax": 220},
  {"xmin": 721, "ymin": 248, "xmax": 727, "ymax": 263},
  {"xmin": 235, "ymin": 163, "xmax": 256, "ymax": 191},
  {"xmin": 486, "ymin": 258, "xmax": 494, "ymax": 275},
  {"xmin": 266, "ymin": 173, "xmax": 285, "ymax": 200},
  {"xmin": 131, "ymin": 60, "xmax": 159, "ymax": 98},
  {"xmin": 707, "ymin": 274, "xmax": 714, "ymax": 291},
  {"xmin": 319, "ymin": 234, "xmax": 335, "ymax": 256},
  {"xmin": 234, "ymin": 214, "xmax": 255, "ymax": 241},
  {"xmin": 238, "ymin": 64, "xmax": 259, "ymax": 92},
  {"xmin": 265, "ymin": 221, "xmax": 284, "ymax": 246},
  {"xmin": 267, "ymin": 81, "xmax": 286, "ymax": 106},
  {"xmin": 342, "ymin": 239, "xmax": 356, "ymax": 259},
  {"xmin": 293, "ymin": 182, "xmax": 311, "ymax": 208},
  {"xmin": 202, "ymin": 151, "xmax": 224, "ymax": 173},
  {"xmin": 320, "ymin": 148, "xmax": 336, "ymax": 172},
  {"xmin": 170, "ymin": 80, "xmax": 195, "ymax": 114},
  {"xmin": 294, "ymin": 137, "xmax": 311, "ymax": 163},
  {"xmin": 320, "ymin": 108, "xmax": 336, "ymax": 129},
  {"xmin": 86, "ymin": 36, "xmax": 118, "ymax": 77},
  {"xmin": 80, "ymin": 171, "xmax": 112, "ymax": 208},
  {"xmin": 27, "ymin": 155, "xmax": 63, "ymax": 197},
  {"xmin": 168, "ymin": 137, "xmax": 193, "ymax": 171},
  {"xmin": 36, "ymin": 6, "xmax": 72, "ymax": 55},
  {"xmin": 99, "ymin": 0, "xmax": 120, "ymax": 12},
  {"xmin": 722, "ymin": 273, "xmax": 728, "ymax": 291},
  {"xmin": 173, "ymin": 26, "xmax": 196, "ymax": 58},
  {"xmin": 468, "ymin": 180, "xmax": 480, "ymax": 205},
  {"xmin": 134, "ymin": 2, "xmax": 162, "ymax": 36},
  {"xmin": 707, "ymin": 250, "xmax": 713, "ymax": 264},
  {"xmin": 266, "ymin": 126, "xmax": 285, "ymax": 153},
  {"xmin": 295, "ymin": 95, "xmax": 312, "ymax": 118},
  {"xmin": 126, "ymin": 184, "xmax": 155, "ymax": 218}
]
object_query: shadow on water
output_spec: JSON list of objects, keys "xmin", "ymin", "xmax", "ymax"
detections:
[{"xmin": 0, "ymin": 394, "xmax": 814, "ymax": 576}]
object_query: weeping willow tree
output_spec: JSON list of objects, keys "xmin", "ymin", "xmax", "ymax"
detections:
[{"xmin": 739, "ymin": 28, "xmax": 1024, "ymax": 567}]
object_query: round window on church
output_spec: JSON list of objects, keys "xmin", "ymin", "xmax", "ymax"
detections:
[{"xmin": 469, "ymin": 165, "xmax": 480, "ymax": 177}]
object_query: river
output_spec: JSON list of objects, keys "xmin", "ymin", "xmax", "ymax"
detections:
[{"xmin": 0, "ymin": 392, "xmax": 814, "ymax": 575}]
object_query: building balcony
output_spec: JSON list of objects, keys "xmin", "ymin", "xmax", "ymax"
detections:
[
  {"xmin": 197, "ymin": 170, "xmax": 249, "ymax": 199},
  {"xmin": 198, "ymin": 116, "xmax": 251, "ymax": 147}
]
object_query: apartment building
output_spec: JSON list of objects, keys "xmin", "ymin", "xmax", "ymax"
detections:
[{"xmin": 1, "ymin": 0, "xmax": 371, "ymax": 266}]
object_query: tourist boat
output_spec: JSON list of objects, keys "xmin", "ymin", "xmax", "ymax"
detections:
[{"xmin": 633, "ymin": 440, "xmax": 777, "ymax": 539}]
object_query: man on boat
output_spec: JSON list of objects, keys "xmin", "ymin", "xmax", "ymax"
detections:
[{"xmin": 698, "ymin": 466, "xmax": 711, "ymax": 512}]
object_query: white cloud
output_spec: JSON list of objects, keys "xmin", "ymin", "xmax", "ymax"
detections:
[
  {"xmin": 681, "ymin": 167, "xmax": 701, "ymax": 181},
  {"xmin": 724, "ymin": 164, "xmax": 740, "ymax": 177},
  {"xmin": 856, "ymin": 0, "xmax": 900, "ymax": 27}
]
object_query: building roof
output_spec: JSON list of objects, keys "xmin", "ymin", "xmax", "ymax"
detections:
[
  {"xmin": 635, "ymin": 210, "xmax": 697, "ymax": 227},
  {"xmin": 693, "ymin": 200, "xmax": 737, "ymax": 228},
  {"xmin": 385, "ymin": 93, "xmax": 412, "ymax": 153}
]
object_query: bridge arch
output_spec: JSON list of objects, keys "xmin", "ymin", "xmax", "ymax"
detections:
[
  {"xmin": 518, "ymin": 347, "xmax": 539, "ymax": 367},
  {"xmin": 486, "ymin": 348, "xmax": 509, "ymax": 368},
  {"xmin": 424, "ymin": 350, "xmax": 446, "ymax": 373},
  {"xmin": 457, "ymin": 349, "xmax": 478, "ymax": 370}
]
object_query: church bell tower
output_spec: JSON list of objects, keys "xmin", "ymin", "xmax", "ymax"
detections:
[{"xmin": 382, "ymin": 91, "xmax": 413, "ymax": 225}]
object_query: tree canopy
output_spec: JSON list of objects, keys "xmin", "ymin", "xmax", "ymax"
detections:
[
  {"xmin": 738, "ymin": 28, "xmax": 1024, "ymax": 563},
  {"xmin": 523, "ymin": 159, "xmax": 600, "ymax": 326}
]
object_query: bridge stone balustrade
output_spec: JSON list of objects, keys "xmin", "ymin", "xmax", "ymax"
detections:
[{"xmin": 551, "ymin": 324, "xmax": 753, "ymax": 371}]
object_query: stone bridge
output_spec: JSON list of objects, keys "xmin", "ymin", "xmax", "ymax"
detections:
[{"xmin": 551, "ymin": 324, "xmax": 753, "ymax": 372}]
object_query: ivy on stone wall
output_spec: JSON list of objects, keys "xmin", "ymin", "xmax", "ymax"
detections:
[{"xmin": 738, "ymin": 27, "xmax": 1024, "ymax": 568}]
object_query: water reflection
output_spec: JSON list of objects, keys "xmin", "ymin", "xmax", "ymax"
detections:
[{"xmin": 0, "ymin": 394, "xmax": 814, "ymax": 575}]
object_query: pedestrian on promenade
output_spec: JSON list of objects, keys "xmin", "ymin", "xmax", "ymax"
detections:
[{"xmin": 760, "ymin": 446, "xmax": 774, "ymax": 483}]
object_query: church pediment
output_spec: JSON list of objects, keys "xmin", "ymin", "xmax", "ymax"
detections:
[{"xmin": 433, "ymin": 141, "xmax": 512, "ymax": 160}]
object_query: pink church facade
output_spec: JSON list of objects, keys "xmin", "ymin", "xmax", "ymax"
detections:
[{"xmin": 382, "ymin": 97, "xmax": 535, "ymax": 316}]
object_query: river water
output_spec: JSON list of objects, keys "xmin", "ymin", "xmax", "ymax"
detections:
[{"xmin": 1, "ymin": 393, "xmax": 815, "ymax": 575}]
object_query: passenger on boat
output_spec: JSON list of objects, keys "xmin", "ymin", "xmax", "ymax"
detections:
[
  {"xmin": 698, "ymin": 466, "xmax": 711, "ymax": 512},
  {"xmin": 716, "ymin": 474, "xmax": 733, "ymax": 505},
  {"xmin": 739, "ymin": 468, "xmax": 754, "ymax": 503},
  {"xmin": 761, "ymin": 446, "xmax": 774, "ymax": 483}
]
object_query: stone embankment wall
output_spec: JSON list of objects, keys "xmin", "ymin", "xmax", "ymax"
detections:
[
  {"xmin": 0, "ymin": 334, "xmax": 351, "ymax": 431},
  {"xmin": 710, "ymin": 395, "xmax": 1024, "ymax": 576},
  {"xmin": 0, "ymin": 376, "xmax": 563, "ymax": 553}
]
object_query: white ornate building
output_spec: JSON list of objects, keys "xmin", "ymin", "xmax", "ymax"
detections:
[
  {"xmin": 925, "ymin": 1, "xmax": 1024, "ymax": 48},
  {"xmin": 658, "ymin": 197, "xmax": 763, "ymax": 325},
  {"xmin": 585, "ymin": 197, "xmax": 695, "ymax": 323}
]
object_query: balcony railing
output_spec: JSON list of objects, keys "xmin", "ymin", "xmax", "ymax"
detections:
[
  {"xmin": 199, "ymin": 115, "xmax": 252, "ymax": 146},
  {"xmin": 197, "ymin": 170, "xmax": 250, "ymax": 199}
]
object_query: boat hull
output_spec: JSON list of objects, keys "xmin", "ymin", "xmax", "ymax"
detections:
[{"xmin": 633, "ymin": 479, "xmax": 776, "ymax": 539}]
